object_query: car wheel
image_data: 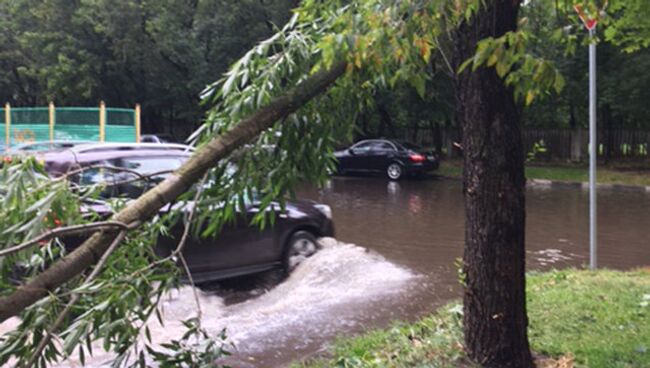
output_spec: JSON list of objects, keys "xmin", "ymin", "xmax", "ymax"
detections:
[
  {"xmin": 284, "ymin": 230, "xmax": 319, "ymax": 272},
  {"xmin": 386, "ymin": 163, "xmax": 403, "ymax": 180}
]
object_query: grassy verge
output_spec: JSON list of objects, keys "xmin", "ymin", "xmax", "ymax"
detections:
[
  {"xmin": 296, "ymin": 269, "xmax": 650, "ymax": 368},
  {"xmin": 437, "ymin": 160, "xmax": 650, "ymax": 187}
]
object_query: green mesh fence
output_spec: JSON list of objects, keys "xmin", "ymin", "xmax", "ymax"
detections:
[
  {"xmin": 105, "ymin": 108, "xmax": 136, "ymax": 142},
  {"xmin": 0, "ymin": 106, "xmax": 137, "ymax": 146}
]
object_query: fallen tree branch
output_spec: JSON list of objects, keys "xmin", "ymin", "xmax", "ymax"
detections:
[
  {"xmin": 174, "ymin": 174, "xmax": 209, "ymax": 322},
  {"xmin": 23, "ymin": 230, "xmax": 128, "ymax": 368},
  {"xmin": 34, "ymin": 164, "xmax": 151, "ymax": 193},
  {"xmin": 0, "ymin": 221, "xmax": 137, "ymax": 258},
  {"xmin": 0, "ymin": 61, "xmax": 348, "ymax": 323}
]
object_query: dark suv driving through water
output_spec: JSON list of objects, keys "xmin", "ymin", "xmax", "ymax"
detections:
[{"xmin": 41, "ymin": 143, "xmax": 334, "ymax": 282}]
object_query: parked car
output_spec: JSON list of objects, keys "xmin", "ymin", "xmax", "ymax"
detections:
[
  {"xmin": 41, "ymin": 143, "xmax": 334, "ymax": 282},
  {"xmin": 333, "ymin": 139, "xmax": 439, "ymax": 180},
  {"xmin": 2, "ymin": 141, "xmax": 92, "ymax": 163}
]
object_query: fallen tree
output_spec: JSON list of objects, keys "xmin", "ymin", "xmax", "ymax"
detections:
[{"xmin": 0, "ymin": 60, "xmax": 347, "ymax": 324}]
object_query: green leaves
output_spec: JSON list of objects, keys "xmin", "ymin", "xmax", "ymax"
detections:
[
  {"xmin": 604, "ymin": 0, "xmax": 650, "ymax": 52},
  {"xmin": 459, "ymin": 31, "xmax": 566, "ymax": 105},
  {"xmin": 145, "ymin": 318, "xmax": 229, "ymax": 368},
  {"xmin": 0, "ymin": 158, "xmax": 84, "ymax": 266}
]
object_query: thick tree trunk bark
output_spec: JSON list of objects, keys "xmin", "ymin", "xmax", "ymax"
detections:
[
  {"xmin": 453, "ymin": 1, "xmax": 534, "ymax": 367},
  {"xmin": 0, "ymin": 61, "xmax": 347, "ymax": 323}
]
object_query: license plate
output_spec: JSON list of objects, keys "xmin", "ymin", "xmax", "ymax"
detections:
[{"xmin": 426, "ymin": 155, "xmax": 435, "ymax": 160}]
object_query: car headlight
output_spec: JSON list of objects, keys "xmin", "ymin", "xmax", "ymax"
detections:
[{"xmin": 314, "ymin": 204, "xmax": 332, "ymax": 220}]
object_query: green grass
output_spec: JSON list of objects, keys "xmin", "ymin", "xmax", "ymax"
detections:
[
  {"xmin": 437, "ymin": 160, "xmax": 650, "ymax": 187},
  {"xmin": 528, "ymin": 270, "xmax": 650, "ymax": 368},
  {"xmin": 296, "ymin": 269, "xmax": 650, "ymax": 368}
]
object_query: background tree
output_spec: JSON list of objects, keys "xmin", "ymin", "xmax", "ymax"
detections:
[
  {"xmin": 0, "ymin": 0, "xmax": 297, "ymax": 138},
  {"xmin": 520, "ymin": 0, "xmax": 650, "ymax": 132}
]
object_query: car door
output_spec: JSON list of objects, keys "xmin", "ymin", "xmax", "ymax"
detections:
[
  {"xmin": 175, "ymin": 199, "xmax": 278, "ymax": 278},
  {"xmin": 346, "ymin": 141, "xmax": 375, "ymax": 171},
  {"xmin": 367, "ymin": 141, "xmax": 397, "ymax": 172}
]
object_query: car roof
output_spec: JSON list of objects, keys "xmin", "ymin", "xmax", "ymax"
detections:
[
  {"xmin": 69, "ymin": 142, "xmax": 193, "ymax": 153},
  {"xmin": 7, "ymin": 140, "xmax": 93, "ymax": 153},
  {"xmin": 353, "ymin": 139, "xmax": 422, "ymax": 150},
  {"xmin": 353, "ymin": 139, "xmax": 400, "ymax": 147},
  {"xmin": 42, "ymin": 143, "xmax": 194, "ymax": 176}
]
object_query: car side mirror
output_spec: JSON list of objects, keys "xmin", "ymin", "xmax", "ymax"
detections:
[{"xmin": 348, "ymin": 148, "xmax": 356, "ymax": 155}]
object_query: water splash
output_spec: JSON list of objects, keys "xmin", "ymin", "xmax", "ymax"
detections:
[{"xmin": 22, "ymin": 238, "xmax": 416, "ymax": 367}]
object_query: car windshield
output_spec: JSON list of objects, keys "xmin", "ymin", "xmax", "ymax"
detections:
[{"xmin": 77, "ymin": 156, "xmax": 187, "ymax": 198}]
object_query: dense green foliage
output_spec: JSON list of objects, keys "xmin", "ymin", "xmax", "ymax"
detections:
[
  {"xmin": 297, "ymin": 269, "xmax": 650, "ymax": 368},
  {"xmin": 0, "ymin": 0, "xmax": 298, "ymax": 136},
  {"xmin": 521, "ymin": 0, "xmax": 650, "ymax": 129},
  {"xmin": 3, "ymin": 0, "xmax": 649, "ymax": 139}
]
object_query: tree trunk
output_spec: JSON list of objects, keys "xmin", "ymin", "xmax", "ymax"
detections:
[
  {"xmin": 453, "ymin": 1, "xmax": 534, "ymax": 367},
  {"xmin": 377, "ymin": 101, "xmax": 395, "ymax": 138},
  {"xmin": 0, "ymin": 61, "xmax": 347, "ymax": 323},
  {"xmin": 432, "ymin": 120, "xmax": 442, "ymax": 155}
]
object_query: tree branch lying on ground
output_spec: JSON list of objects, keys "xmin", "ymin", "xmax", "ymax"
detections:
[{"xmin": 0, "ymin": 60, "xmax": 347, "ymax": 324}]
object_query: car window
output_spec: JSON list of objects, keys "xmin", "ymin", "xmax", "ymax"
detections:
[
  {"xmin": 371, "ymin": 142, "xmax": 395, "ymax": 151},
  {"xmin": 351, "ymin": 141, "xmax": 374, "ymax": 152},
  {"xmin": 75, "ymin": 156, "xmax": 186, "ymax": 198},
  {"xmin": 119, "ymin": 156, "xmax": 185, "ymax": 178},
  {"xmin": 78, "ymin": 163, "xmax": 116, "ymax": 185},
  {"xmin": 118, "ymin": 156, "xmax": 186, "ymax": 196},
  {"xmin": 75, "ymin": 162, "xmax": 120, "ymax": 198}
]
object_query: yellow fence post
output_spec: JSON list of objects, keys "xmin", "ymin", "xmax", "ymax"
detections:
[
  {"xmin": 99, "ymin": 101, "xmax": 106, "ymax": 143},
  {"xmin": 135, "ymin": 103, "xmax": 141, "ymax": 143},
  {"xmin": 49, "ymin": 101, "xmax": 55, "ymax": 142},
  {"xmin": 5, "ymin": 103, "xmax": 10, "ymax": 147}
]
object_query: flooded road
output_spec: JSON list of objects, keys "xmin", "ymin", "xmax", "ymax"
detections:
[
  {"xmin": 168, "ymin": 177, "xmax": 650, "ymax": 367},
  {"xmin": 8, "ymin": 176, "xmax": 650, "ymax": 367},
  {"xmin": 305, "ymin": 176, "xmax": 650, "ymax": 276}
]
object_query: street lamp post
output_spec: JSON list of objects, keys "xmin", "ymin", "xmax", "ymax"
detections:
[
  {"xmin": 588, "ymin": 27, "xmax": 597, "ymax": 270},
  {"xmin": 575, "ymin": 4, "xmax": 599, "ymax": 270}
]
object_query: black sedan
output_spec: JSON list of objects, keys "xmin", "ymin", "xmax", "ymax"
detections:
[{"xmin": 334, "ymin": 139, "xmax": 439, "ymax": 180}]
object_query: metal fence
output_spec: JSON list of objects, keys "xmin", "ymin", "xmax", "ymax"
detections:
[
  {"xmin": 389, "ymin": 126, "xmax": 650, "ymax": 161},
  {"xmin": 1, "ymin": 102, "xmax": 141, "ymax": 147}
]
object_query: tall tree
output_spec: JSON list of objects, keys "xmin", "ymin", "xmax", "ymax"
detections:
[{"xmin": 454, "ymin": 0, "xmax": 534, "ymax": 367}]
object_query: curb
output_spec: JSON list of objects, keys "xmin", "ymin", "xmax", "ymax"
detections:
[
  {"xmin": 437, "ymin": 176, "xmax": 650, "ymax": 193},
  {"xmin": 527, "ymin": 178, "xmax": 650, "ymax": 193}
]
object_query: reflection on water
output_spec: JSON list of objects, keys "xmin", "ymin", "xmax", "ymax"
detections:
[{"xmin": 302, "ymin": 176, "xmax": 650, "ymax": 275}]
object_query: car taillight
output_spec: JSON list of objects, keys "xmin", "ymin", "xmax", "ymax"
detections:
[{"xmin": 409, "ymin": 154, "xmax": 425, "ymax": 162}]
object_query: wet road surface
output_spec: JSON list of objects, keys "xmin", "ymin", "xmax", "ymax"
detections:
[{"xmin": 10, "ymin": 176, "xmax": 650, "ymax": 367}]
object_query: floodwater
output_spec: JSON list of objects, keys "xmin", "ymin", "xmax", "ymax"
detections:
[{"xmin": 4, "ymin": 176, "xmax": 650, "ymax": 367}]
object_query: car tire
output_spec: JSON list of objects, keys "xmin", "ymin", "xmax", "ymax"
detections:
[
  {"xmin": 386, "ymin": 162, "xmax": 403, "ymax": 180},
  {"xmin": 283, "ymin": 230, "xmax": 319, "ymax": 273}
]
